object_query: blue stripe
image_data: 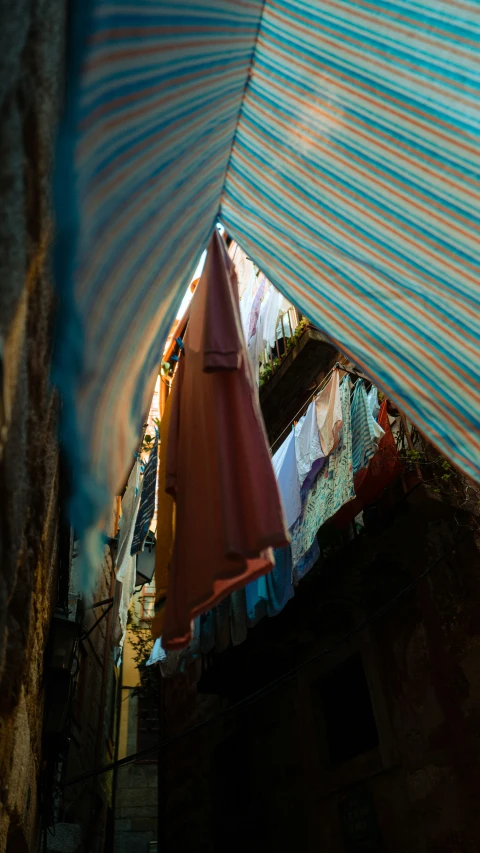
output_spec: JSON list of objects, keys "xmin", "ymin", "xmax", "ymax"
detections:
[{"xmin": 53, "ymin": 0, "xmax": 480, "ymax": 586}]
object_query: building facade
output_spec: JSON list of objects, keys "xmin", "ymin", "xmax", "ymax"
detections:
[
  {"xmin": 148, "ymin": 305, "xmax": 480, "ymax": 853},
  {"xmin": 158, "ymin": 470, "xmax": 480, "ymax": 853}
]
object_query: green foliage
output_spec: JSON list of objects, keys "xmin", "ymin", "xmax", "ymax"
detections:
[
  {"xmin": 258, "ymin": 319, "xmax": 309, "ymax": 389},
  {"xmin": 128, "ymin": 625, "xmax": 160, "ymax": 701}
]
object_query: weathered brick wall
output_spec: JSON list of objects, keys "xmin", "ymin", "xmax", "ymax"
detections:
[{"xmin": 0, "ymin": 1, "xmax": 66, "ymax": 850}]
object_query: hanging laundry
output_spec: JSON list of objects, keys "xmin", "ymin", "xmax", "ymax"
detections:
[
  {"xmin": 272, "ymin": 430, "xmax": 302, "ymax": 530},
  {"xmin": 148, "ymin": 618, "xmax": 201, "ymax": 675},
  {"xmin": 247, "ymin": 283, "xmax": 272, "ymax": 378},
  {"xmin": 266, "ymin": 546, "xmax": 295, "ymax": 617},
  {"xmin": 162, "ymin": 231, "xmax": 289, "ymax": 650},
  {"xmin": 247, "ymin": 272, "xmax": 267, "ymax": 341},
  {"xmin": 333, "ymin": 400, "xmax": 403, "ymax": 529},
  {"xmin": 291, "ymin": 376, "xmax": 355, "ymax": 567},
  {"xmin": 239, "ymin": 265, "xmax": 257, "ymax": 340},
  {"xmin": 292, "ymin": 537, "xmax": 320, "ymax": 586},
  {"xmin": 294, "ymin": 401, "xmax": 325, "ymax": 488},
  {"xmin": 315, "ymin": 369, "xmax": 343, "ymax": 456},
  {"xmin": 114, "ymin": 458, "xmax": 143, "ymax": 646},
  {"xmin": 366, "ymin": 383, "xmax": 385, "ymax": 443},
  {"xmin": 116, "ymin": 458, "xmax": 143, "ymax": 577},
  {"xmin": 262, "ymin": 285, "xmax": 285, "ymax": 350},
  {"xmin": 368, "ymin": 385, "xmax": 380, "ymax": 420},
  {"xmin": 131, "ymin": 436, "xmax": 158, "ymax": 555},
  {"xmin": 230, "ymin": 588, "xmax": 248, "ymax": 647},
  {"xmin": 351, "ymin": 378, "xmax": 382, "ymax": 475},
  {"xmin": 245, "ymin": 573, "xmax": 269, "ymax": 627},
  {"xmin": 152, "ymin": 389, "xmax": 175, "ymax": 641},
  {"xmin": 229, "ymin": 240, "xmax": 252, "ymax": 302}
]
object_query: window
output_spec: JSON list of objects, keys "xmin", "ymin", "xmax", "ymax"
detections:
[
  {"xmin": 141, "ymin": 580, "xmax": 156, "ymax": 621},
  {"xmin": 137, "ymin": 696, "xmax": 160, "ymax": 755},
  {"xmin": 312, "ymin": 656, "xmax": 379, "ymax": 765}
]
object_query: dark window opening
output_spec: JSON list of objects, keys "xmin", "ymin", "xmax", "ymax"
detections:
[{"xmin": 312, "ymin": 655, "xmax": 379, "ymax": 765}]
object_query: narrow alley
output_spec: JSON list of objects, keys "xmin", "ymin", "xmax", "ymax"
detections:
[{"xmin": 1, "ymin": 3, "xmax": 480, "ymax": 853}]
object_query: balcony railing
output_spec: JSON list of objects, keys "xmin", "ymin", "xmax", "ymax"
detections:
[{"xmin": 258, "ymin": 308, "xmax": 303, "ymax": 389}]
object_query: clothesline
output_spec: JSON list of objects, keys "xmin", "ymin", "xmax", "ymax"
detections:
[
  {"xmin": 269, "ymin": 358, "xmax": 368, "ymax": 455},
  {"xmin": 64, "ymin": 542, "xmax": 455, "ymax": 789}
]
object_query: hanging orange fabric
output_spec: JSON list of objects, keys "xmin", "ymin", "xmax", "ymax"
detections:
[
  {"xmin": 162, "ymin": 231, "xmax": 289, "ymax": 650},
  {"xmin": 332, "ymin": 400, "xmax": 403, "ymax": 529},
  {"xmin": 151, "ymin": 387, "xmax": 175, "ymax": 640}
]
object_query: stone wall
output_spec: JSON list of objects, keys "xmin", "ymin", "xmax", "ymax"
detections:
[
  {"xmin": 0, "ymin": 1, "xmax": 66, "ymax": 850},
  {"xmin": 115, "ymin": 763, "xmax": 158, "ymax": 853},
  {"xmin": 114, "ymin": 612, "xmax": 161, "ymax": 852},
  {"xmin": 159, "ymin": 487, "xmax": 480, "ymax": 853}
]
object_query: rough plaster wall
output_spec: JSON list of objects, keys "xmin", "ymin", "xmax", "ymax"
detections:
[{"xmin": 0, "ymin": 0, "xmax": 66, "ymax": 850}]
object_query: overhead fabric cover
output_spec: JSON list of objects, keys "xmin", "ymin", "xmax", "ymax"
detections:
[{"xmin": 55, "ymin": 0, "xmax": 480, "ymax": 570}]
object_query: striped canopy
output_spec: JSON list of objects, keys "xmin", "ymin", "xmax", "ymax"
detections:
[{"xmin": 55, "ymin": 0, "xmax": 480, "ymax": 560}]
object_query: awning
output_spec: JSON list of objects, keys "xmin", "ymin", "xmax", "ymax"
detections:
[{"xmin": 54, "ymin": 1, "xmax": 480, "ymax": 565}]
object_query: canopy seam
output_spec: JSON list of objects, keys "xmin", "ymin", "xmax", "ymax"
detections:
[{"xmin": 217, "ymin": 0, "xmax": 267, "ymax": 221}]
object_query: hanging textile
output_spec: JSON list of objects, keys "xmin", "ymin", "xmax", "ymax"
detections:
[
  {"xmin": 333, "ymin": 400, "xmax": 403, "ymax": 529},
  {"xmin": 229, "ymin": 241, "xmax": 252, "ymax": 302},
  {"xmin": 294, "ymin": 401, "xmax": 325, "ymax": 488},
  {"xmin": 152, "ymin": 390, "xmax": 175, "ymax": 640},
  {"xmin": 315, "ymin": 370, "xmax": 343, "ymax": 457},
  {"xmin": 367, "ymin": 386, "xmax": 385, "ymax": 443},
  {"xmin": 262, "ymin": 285, "xmax": 285, "ymax": 351},
  {"xmin": 114, "ymin": 458, "xmax": 143, "ymax": 643},
  {"xmin": 291, "ymin": 376, "xmax": 355, "ymax": 567},
  {"xmin": 266, "ymin": 546, "xmax": 295, "ymax": 618},
  {"xmin": 131, "ymin": 436, "xmax": 158, "ymax": 555},
  {"xmin": 162, "ymin": 231, "xmax": 289, "ymax": 650},
  {"xmin": 368, "ymin": 386, "xmax": 380, "ymax": 421},
  {"xmin": 158, "ymin": 618, "xmax": 201, "ymax": 677},
  {"xmin": 239, "ymin": 267, "xmax": 257, "ymax": 342},
  {"xmin": 272, "ymin": 430, "xmax": 302, "ymax": 530},
  {"xmin": 351, "ymin": 379, "xmax": 379, "ymax": 475},
  {"xmin": 247, "ymin": 273, "xmax": 267, "ymax": 341},
  {"xmin": 293, "ymin": 538, "xmax": 321, "ymax": 587},
  {"xmin": 245, "ymin": 574, "xmax": 269, "ymax": 627},
  {"xmin": 116, "ymin": 459, "xmax": 143, "ymax": 582},
  {"xmin": 55, "ymin": 1, "xmax": 480, "ymax": 582}
]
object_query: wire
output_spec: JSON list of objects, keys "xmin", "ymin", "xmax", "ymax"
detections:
[
  {"xmin": 63, "ymin": 542, "xmax": 454, "ymax": 789},
  {"xmin": 269, "ymin": 357, "xmax": 357, "ymax": 454}
]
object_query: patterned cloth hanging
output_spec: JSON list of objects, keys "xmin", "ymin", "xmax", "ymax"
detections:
[
  {"xmin": 131, "ymin": 435, "xmax": 158, "ymax": 555},
  {"xmin": 351, "ymin": 379, "xmax": 379, "ymax": 475},
  {"xmin": 291, "ymin": 376, "xmax": 355, "ymax": 567}
]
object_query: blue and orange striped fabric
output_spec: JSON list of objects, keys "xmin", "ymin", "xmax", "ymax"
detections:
[
  {"xmin": 55, "ymin": 0, "xmax": 480, "ymax": 568},
  {"xmin": 221, "ymin": 0, "xmax": 480, "ymax": 491}
]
